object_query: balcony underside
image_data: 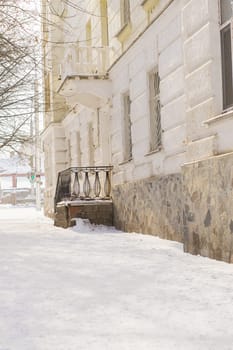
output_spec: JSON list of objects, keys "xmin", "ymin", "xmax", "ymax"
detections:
[{"xmin": 58, "ymin": 76, "xmax": 112, "ymax": 109}]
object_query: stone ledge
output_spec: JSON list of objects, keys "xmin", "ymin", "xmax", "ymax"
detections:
[
  {"xmin": 182, "ymin": 150, "xmax": 233, "ymax": 167},
  {"xmin": 186, "ymin": 134, "xmax": 217, "ymax": 162},
  {"xmin": 57, "ymin": 199, "xmax": 112, "ymax": 207},
  {"xmin": 203, "ymin": 109, "xmax": 233, "ymax": 125}
]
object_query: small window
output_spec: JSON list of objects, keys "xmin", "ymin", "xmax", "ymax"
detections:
[
  {"xmin": 120, "ymin": 0, "xmax": 130, "ymax": 27},
  {"xmin": 148, "ymin": 69, "xmax": 161, "ymax": 152},
  {"xmin": 122, "ymin": 92, "xmax": 132, "ymax": 161}
]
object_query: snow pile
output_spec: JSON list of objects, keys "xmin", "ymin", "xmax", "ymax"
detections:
[{"xmin": 72, "ymin": 218, "xmax": 122, "ymax": 234}]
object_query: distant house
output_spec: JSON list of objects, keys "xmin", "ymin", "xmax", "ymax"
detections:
[
  {"xmin": 0, "ymin": 157, "xmax": 45, "ymax": 204},
  {"xmin": 0, "ymin": 157, "xmax": 30, "ymax": 185},
  {"xmin": 41, "ymin": 0, "xmax": 233, "ymax": 263}
]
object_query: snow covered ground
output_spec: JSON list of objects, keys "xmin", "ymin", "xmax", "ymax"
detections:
[{"xmin": 0, "ymin": 206, "xmax": 233, "ymax": 350}]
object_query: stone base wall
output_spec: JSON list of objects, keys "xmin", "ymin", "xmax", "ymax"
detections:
[
  {"xmin": 54, "ymin": 205, "xmax": 69, "ymax": 228},
  {"xmin": 54, "ymin": 200, "xmax": 113, "ymax": 228},
  {"xmin": 54, "ymin": 155, "xmax": 233, "ymax": 263},
  {"xmin": 112, "ymin": 174, "xmax": 183, "ymax": 243},
  {"xmin": 183, "ymin": 152, "xmax": 233, "ymax": 263}
]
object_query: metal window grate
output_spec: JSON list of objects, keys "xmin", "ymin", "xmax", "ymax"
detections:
[{"xmin": 149, "ymin": 70, "xmax": 161, "ymax": 152}]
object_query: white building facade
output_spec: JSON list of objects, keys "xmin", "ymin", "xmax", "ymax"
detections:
[{"xmin": 41, "ymin": 0, "xmax": 233, "ymax": 262}]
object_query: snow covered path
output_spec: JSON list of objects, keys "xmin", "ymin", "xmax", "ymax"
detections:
[{"xmin": 1, "ymin": 207, "xmax": 233, "ymax": 350}]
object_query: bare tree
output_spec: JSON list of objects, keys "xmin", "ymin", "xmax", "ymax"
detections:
[
  {"xmin": 0, "ymin": 0, "xmax": 97, "ymax": 152},
  {"xmin": 0, "ymin": 0, "xmax": 40, "ymax": 152}
]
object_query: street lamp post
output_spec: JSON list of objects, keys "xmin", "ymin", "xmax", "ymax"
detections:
[{"xmin": 34, "ymin": 76, "xmax": 41, "ymax": 211}]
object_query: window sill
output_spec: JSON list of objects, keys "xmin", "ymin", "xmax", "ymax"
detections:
[
  {"xmin": 145, "ymin": 147, "xmax": 162, "ymax": 157},
  {"xmin": 119, "ymin": 157, "xmax": 133, "ymax": 165},
  {"xmin": 203, "ymin": 109, "xmax": 233, "ymax": 125},
  {"xmin": 115, "ymin": 22, "xmax": 132, "ymax": 43}
]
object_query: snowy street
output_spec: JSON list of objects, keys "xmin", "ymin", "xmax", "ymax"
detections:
[{"xmin": 1, "ymin": 207, "xmax": 233, "ymax": 350}]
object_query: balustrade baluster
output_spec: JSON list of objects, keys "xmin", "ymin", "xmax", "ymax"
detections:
[
  {"xmin": 83, "ymin": 171, "xmax": 91, "ymax": 198},
  {"xmin": 104, "ymin": 170, "xmax": 111, "ymax": 198},
  {"xmin": 59, "ymin": 45, "xmax": 114, "ymax": 78},
  {"xmin": 72, "ymin": 172, "xmax": 80, "ymax": 197},
  {"xmin": 94, "ymin": 171, "xmax": 101, "ymax": 197},
  {"xmin": 55, "ymin": 166, "xmax": 112, "ymax": 209}
]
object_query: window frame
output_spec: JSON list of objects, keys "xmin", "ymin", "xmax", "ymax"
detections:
[
  {"xmin": 219, "ymin": 0, "xmax": 233, "ymax": 110},
  {"xmin": 122, "ymin": 91, "xmax": 133, "ymax": 162}
]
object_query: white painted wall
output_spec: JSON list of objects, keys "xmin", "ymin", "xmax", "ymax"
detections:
[
  {"xmin": 110, "ymin": 0, "xmax": 186, "ymax": 184},
  {"xmin": 42, "ymin": 0, "xmax": 233, "ymax": 215}
]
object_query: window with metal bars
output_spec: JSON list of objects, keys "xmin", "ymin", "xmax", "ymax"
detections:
[
  {"xmin": 122, "ymin": 92, "xmax": 132, "ymax": 161},
  {"xmin": 120, "ymin": 0, "xmax": 130, "ymax": 27},
  {"xmin": 148, "ymin": 69, "xmax": 161, "ymax": 152},
  {"xmin": 220, "ymin": 0, "xmax": 233, "ymax": 109}
]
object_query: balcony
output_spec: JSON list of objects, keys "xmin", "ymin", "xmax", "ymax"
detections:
[
  {"xmin": 58, "ymin": 46, "xmax": 113, "ymax": 109},
  {"xmin": 54, "ymin": 166, "xmax": 113, "ymax": 228}
]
